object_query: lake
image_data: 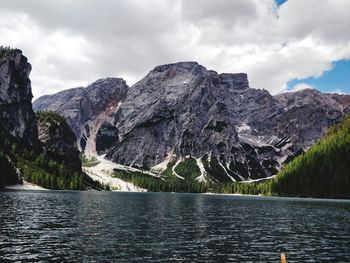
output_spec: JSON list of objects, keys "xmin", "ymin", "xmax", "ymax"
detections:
[{"xmin": 0, "ymin": 191, "xmax": 349, "ymax": 262}]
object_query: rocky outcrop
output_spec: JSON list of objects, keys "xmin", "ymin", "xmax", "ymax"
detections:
[
  {"xmin": 103, "ymin": 62, "xmax": 350, "ymax": 181},
  {"xmin": 0, "ymin": 49, "xmax": 38, "ymax": 147},
  {"xmin": 0, "ymin": 48, "xmax": 97, "ymax": 188},
  {"xmin": 37, "ymin": 112, "xmax": 82, "ymax": 171},
  {"xmin": 34, "ymin": 61, "xmax": 350, "ymax": 182},
  {"xmin": 33, "ymin": 78, "xmax": 128, "ymax": 154},
  {"xmin": 0, "ymin": 49, "xmax": 39, "ymax": 186}
]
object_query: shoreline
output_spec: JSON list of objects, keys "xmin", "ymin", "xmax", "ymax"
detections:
[
  {"xmin": 3, "ymin": 182, "xmax": 349, "ymax": 202},
  {"xmin": 5, "ymin": 180, "xmax": 47, "ymax": 191}
]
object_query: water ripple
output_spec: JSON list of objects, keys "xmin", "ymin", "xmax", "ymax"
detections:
[{"xmin": 0, "ymin": 191, "xmax": 349, "ymax": 262}]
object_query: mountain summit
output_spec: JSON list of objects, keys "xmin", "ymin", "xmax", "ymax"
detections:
[{"xmin": 33, "ymin": 62, "xmax": 350, "ymax": 182}]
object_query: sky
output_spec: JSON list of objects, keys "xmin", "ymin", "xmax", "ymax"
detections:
[{"xmin": 0, "ymin": 0, "xmax": 349, "ymax": 98}]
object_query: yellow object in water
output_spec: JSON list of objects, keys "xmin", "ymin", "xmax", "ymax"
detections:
[{"xmin": 281, "ymin": 253, "xmax": 287, "ymax": 263}]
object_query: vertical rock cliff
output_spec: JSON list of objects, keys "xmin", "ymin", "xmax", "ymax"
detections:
[
  {"xmin": 0, "ymin": 48, "xmax": 39, "ymax": 186},
  {"xmin": 0, "ymin": 49, "xmax": 39, "ymax": 147}
]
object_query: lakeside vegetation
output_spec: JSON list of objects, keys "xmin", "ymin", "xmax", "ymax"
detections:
[
  {"xmin": 10, "ymin": 142, "xmax": 104, "ymax": 190},
  {"xmin": 265, "ymin": 114, "xmax": 350, "ymax": 199},
  {"xmin": 113, "ymin": 169, "xmax": 208, "ymax": 193},
  {"xmin": 0, "ymin": 123, "xmax": 105, "ymax": 190}
]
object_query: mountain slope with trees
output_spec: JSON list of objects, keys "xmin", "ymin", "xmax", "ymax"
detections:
[
  {"xmin": 217, "ymin": 114, "xmax": 350, "ymax": 199},
  {"xmin": 268, "ymin": 113, "xmax": 350, "ymax": 198},
  {"xmin": 0, "ymin": 47, "xmax": 103, "ymax": 190}
]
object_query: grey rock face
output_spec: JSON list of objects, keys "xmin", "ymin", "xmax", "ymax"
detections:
[
  {"xmin": 33, "ymin": 78, "xmax": 128, "ymax": 153},
  {"xmin": 34, "ymin": 61, "xmax": 350, "ymax": 182},
  {"xmin": 0, "ymin": 49, "xmax": 39, "ymax": 186},
  {"xmin": 37, "ymin": 117, "xmax": 81, "ymax": 171},
  {"xmin": 0, "ymin": 49, "xmax": 38, "ymax": 147},
  {"xmin": 271, "ymin": 89, "xmax": 350, "ymax": 149},
  {"xmin": 105, "ymin": 62, "xmax": 350, "ymax": 180}
]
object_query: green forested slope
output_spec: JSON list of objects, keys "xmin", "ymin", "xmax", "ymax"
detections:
[
  {"xmin": 226, "ymin": 114, "xmax": 350, "ymax": 198},
  {"xmin": 268, "ymin": 114, "xmax": 350, "ymax": 198}
]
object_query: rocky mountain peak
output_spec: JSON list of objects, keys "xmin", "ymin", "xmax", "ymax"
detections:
[
  {"xmin": 151, "ymin": 61, "xmax": 204, "ymax": 74},
  {"xmin": 33, "ymin": 77, "xmax": 129, "ymax": 153},
  {"xmin": 34, "ymin": 61, "xmax": 350, "ymax": 183},
  {"xmin": 0, "ymin": 48, "xmax": 38, "ymax": 147}
]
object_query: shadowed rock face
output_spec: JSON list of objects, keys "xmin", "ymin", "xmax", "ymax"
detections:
[
  {"xmin": 34, "ymin": 61, "xmax": 350, "ymax": 182},
  {"xmin": 0, "ymin": 49, "xmax": 38, "ymax": 147},
  {"xmin": 37, "ymin": 117, "xmax": 82, "ymax": 172},
  {"xmin": 95, "ymin": 122, "xmax": 119, "ymax": 154}
]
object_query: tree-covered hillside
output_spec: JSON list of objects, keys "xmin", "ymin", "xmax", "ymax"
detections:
[
  {"xmin": 268, "ymin": 113, "xmax": 350, "ymax": 198},
  {"xmin": 0, "ymin": 111, "xmax": 105, "ymax": 190},
  {"xmin": 225, "ymin": 114, "xmax": 350, "ymax": 199}
]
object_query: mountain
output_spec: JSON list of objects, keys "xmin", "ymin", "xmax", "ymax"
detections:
[
  {"xmin": 37, "ymin": 111, "xmax": 82, "ymax": 172},
  {"xmin": 33, "ymin": 78, "xmax": 128, "ymax": 154},
  {"xmin": 33, "ymin": 61, "xmax": 350, "ymax": 183},
  {"xmin": 227, "ymin": 114, "xmax": 350, "ymax": 199},
  {"xmin": 0, "ymin": 47, "xmax": 101, "ymax": 189},
  {"xmin": 0, "ymin": 48, "xmax": 39, "ymax": 147},
  {"xmin": 271, "ymin": 113, "xmax": 350, "ymax": 198}
]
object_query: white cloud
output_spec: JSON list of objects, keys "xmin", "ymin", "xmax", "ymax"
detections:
[
  {"xmin": 328, "ymin": 89, "xmax": 346, "ymax": 95},
  {"xmin": 288, "ymin": 83, "xmax": 314, "ymax": 92},
  {"xmin": 0, "ymin": 0, "xmax": 349, "ymax": 98}
]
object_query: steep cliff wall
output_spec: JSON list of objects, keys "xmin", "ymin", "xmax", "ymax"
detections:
[{"xmin": 0, "ymin": 49, "xmax": 38, "ymax": 147}]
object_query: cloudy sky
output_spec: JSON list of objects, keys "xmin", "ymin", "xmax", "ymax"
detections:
[{"xmin": 1, "ymin": 0, "xmax": 349, "ymax": 98}]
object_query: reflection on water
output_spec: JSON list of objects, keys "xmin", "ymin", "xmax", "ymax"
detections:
[{"xmin": 0, "ymin": 191, "xmax": 349, "ymax": 262}]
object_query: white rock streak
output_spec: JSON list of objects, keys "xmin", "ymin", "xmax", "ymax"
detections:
[
  {"xmin": 218, "ymin": 161, "xmax": 236, "ymax": 182},
  {"xmin": 150, "ymin": 152, "xmax": 174, "ymax": 173},
  {"xmin": 5, "ymin": 181, "xmax": 47, "ymax": 190},
  {"xmin": 195, "ymin": 157, "xmax": 207, "ymax": 182},
  {"xmin": 83, "ymin": 155, "xmax": 148, "ymax": 192},
  {"xmin": 172, "ymin": 159, "xmax": 185, "ymax": 180}
]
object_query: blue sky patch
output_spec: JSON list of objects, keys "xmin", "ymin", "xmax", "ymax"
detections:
[
  {"xmin": 287, "ymin": 60, "xmax": 350, "ymax": 94},
  {"xmin": 275, "ymin": 0, "xmax": 288, "ymax": 6}
]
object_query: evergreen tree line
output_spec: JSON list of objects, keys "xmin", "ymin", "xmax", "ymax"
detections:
[
  {"xmin": 10, "ymin": 141, "xmax": 86, "ymax": 190},
  {"xmin": 0, "ymin": 125, "xmax": 18, "ymax": 187},
  {"xmin": 267, "ymin": 114, "xmax": 350, "ymax": 199},
  {"xmin": 113, "ymin": 169, "xmax": 208, "ymax": 193},
  {"xmin": 174, "ymin": 157, "xmax": 201, "ymax": 181},
  {"xmin": 0, "ymin": 131, "xmax": 104, "ymax": 190}
]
